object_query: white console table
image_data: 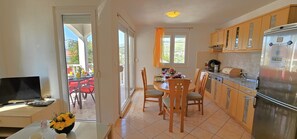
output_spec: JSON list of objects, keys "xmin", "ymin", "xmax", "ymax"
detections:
[
  {"xmin": 7, "ymin": 121, "xmax": 112, "ymax": 139},
  {"xmin": 0, "ymin": 100, "xmax": 61, "ymax": 137}
]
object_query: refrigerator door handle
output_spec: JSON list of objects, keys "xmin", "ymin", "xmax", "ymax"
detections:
[{"xmin": 253, "ymin": 95, "xmax": 257, "ymax": 108}]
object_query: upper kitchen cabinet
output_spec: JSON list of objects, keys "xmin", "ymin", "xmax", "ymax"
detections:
[
  {"xmin": 232, "ymin": 24, "xmax": 245, "ymax": 51},
  {"xmin": 242, "ymin": 17, "xmax": 262, "ymax": 51},
  {"xmin": 209, "ymin": 29, "xmax": 224, "ymax": 52},
  {"xmin": 223, "ymin": 24, "xmax": 244, "ymax": 52},
  {"xmin": 223, "ymin": 27, "xmax": 234, "ymax": 52},
  {"xmin": 212, "ymin": 5, "xmax": 297, "ymax": 53}
]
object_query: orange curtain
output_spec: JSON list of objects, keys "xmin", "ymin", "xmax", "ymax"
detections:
[{"xmin": 153, "ymin": 28, "xmax": 164, "ymax": 67}]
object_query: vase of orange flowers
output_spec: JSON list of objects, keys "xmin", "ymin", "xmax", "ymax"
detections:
[{"xmin": 50, "ymin": 112, "xmax": 75, "ymax": 134}]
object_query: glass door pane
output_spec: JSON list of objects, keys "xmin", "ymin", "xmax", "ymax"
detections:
[
  {"xmin": 118, "ymin": 29, "xmax": 129, "ymax": 109},
  {"xmin": 62, "ymin": 15, "xmax": 96, "ymax": 121},
  {"xmin": 129, "ymin": 33, "xmax": 135, "ymax": 95}
]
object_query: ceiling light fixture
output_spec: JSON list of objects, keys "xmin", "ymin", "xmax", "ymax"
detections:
[{"xmin": 166, "ymin": 11, "xmax": 180, "ymax": 18}]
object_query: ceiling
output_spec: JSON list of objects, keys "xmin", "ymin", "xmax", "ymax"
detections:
[{"xmin": 115, "ymin": 0, "xmax": 277, "ymax": 26}]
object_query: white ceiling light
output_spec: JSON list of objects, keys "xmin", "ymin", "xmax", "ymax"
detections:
[{"xmin": 166, "ymin": 11, "xmax": 180, "ymax": 18}]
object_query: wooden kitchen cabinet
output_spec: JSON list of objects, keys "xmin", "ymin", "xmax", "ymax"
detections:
[
  {"xmin": 259, "ymin": 6, "xmax": 297, "ymax": 51},
  {"xmin": 221, "ymin": 83, "xmax": 238, "ymax": 118},
  {"xmin": 223, "ymin": 27, "xmax": 234, "ymax": 52},
  {"xmin": 210, "ymin": 29, "xmax": 224, "ymax": 46},
  {"xmin": 235, "ymin": 90, "xmax": 255, "ymax": 132},
  {"xmin": 217, "ymin": 5, "xmax": 297, "ymax": 53},
  {"xmin": 211, "ymin": 79, "xmax": 222, "ymax": 103},
  {"xmin": 242, "ymin": 17, "xmax": 262, "ymax": 50},
  {"xmin": 231, "ymin": 24, "xmax": 244, "ymax": 51},
  {"xmin": 210, "ymin": 29, "xmax": 224, "ymax": 52}
]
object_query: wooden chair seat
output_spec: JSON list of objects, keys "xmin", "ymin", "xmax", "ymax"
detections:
[
  {"xmin": 187, "ymin": 92, "xmax": 202, "ymax": 100},
  {"xmin": 186, "ymin": 72, "xmax": 209, "ymax": 115},
  {"xmin": 146, "ymin": 89, "xmax": 163, "ymax": 97}
]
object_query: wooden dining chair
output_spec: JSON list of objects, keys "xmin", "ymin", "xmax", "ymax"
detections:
[
  {"xmin": 141, "ymin": 68, "xmax": 164, "ymax": 113},
  {"xmin": 186, "ymin": 72, "xmax": 209, "ymax": 115},
  {"xmin": 193, "ymin": 68, "xmax": 202, "ymax": 92},
  {"xmin": 163, "ymin": 79, "xmax": 190, "ymax": 132}
]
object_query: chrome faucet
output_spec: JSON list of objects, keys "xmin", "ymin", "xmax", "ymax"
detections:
[{"xmin": 241, "ymin": 72, "xmax": 248, "ymax": 79}]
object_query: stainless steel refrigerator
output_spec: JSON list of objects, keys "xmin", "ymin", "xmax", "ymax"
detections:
[{"xmin": 253, "ymin": 23, "xmax": 297, "ymax": 139}]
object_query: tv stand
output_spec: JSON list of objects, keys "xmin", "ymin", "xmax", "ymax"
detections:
[{"xmin": 0, "ymin": 99, "xmax": 61, "ymax": 138}]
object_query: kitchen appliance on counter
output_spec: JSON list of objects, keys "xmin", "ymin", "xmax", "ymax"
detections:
[
  {"xmin": 252, "ymin": 23, "xmax": 297, "ymax": 139},
  {"xmin": 221, "ymin": 67, "xmax": 242, "ymax": 77},
  {"xmin": 207, "ymin": 59, "xmax": 221, "ymax": 72}
]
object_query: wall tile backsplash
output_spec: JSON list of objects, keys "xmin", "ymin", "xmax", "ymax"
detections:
[{"xmin": 218, "ymin": 52, "xmax": 261, "ymax": 78}]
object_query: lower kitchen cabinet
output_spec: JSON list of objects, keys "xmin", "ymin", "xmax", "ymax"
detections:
[
  {"xmin": 236, "ymin": 90, "xmax": 255, "ymax": 132},
  {"xmin": 211, "ymin": 79, "xmax": 222, "ymax": 103},
  {"xmin": 221, "ymin": 84, "xmax": 238, "ymax": 118}
]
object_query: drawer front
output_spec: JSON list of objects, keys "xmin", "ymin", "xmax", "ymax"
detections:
[
  {"xmin": 223, "ymin": 79, "xmax": 239, "ymax": 89},
  {"xmin": 0, "ymin": 117, "xmax": 31, "ymax": 128},
  {"xmin": 239, "ymin": 86, "xmax": 256, "ymax": 96}
]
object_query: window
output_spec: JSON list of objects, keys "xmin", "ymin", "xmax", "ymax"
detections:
[{"xmin": 161, "ymin": 32, "xmax": 188, "ymax": 65}]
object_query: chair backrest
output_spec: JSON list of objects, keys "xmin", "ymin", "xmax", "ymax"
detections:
[
  {"xmin": 199, "ymin": 72, "xmax": 209, "ymax": 98},
  {"xmin": 193, "ymin": 68, "xmax": 201, "ymax": 92},
  {"xmin": 141, "ymin": 69, "xmax": 148, "ymax": 92},
  {"xmin": 168, "ymin": 79, "xmax": 190, "ymax": 113}
]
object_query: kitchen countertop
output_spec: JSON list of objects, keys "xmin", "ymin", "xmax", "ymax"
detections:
[{"xmin": 205, "ymin": 71, "xmax": 258, "ymax": 90}]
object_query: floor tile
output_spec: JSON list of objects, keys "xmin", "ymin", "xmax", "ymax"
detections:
[
  {"xmin": 140, "ymin": 124, "xmax": 166, "ymax": 138},
  {"xmin": 124, "ymin": 131, "xmax": 147, "ymax": 139},
  {"xmin": 112, "ymin": 90, "xmax": 252, "ymax": 139},
  {"xmin": 190, "ymin": 127, "xmax": 214, "ymax": 139},
  {"xmin": 153, "ymin": 132, "xmax": 172, "ymax": 139},
  {"xmin": 183, "ymin": 134, "xmax": 198, "ymax": 139}
]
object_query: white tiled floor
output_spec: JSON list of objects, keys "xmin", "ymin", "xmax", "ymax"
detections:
[{"xmin": 112, "ymin": 89, "xmax": 252, "ymax": 139}]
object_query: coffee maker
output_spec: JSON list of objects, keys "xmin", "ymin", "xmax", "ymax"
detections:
[{"xmin": 208, "ymin": 59, "xmax": 221, "ymax": 72}]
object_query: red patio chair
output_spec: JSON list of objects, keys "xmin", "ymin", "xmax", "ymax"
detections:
[{"xmin": 80, "ymin": 78, "xmax": 95, "ymax": 102}]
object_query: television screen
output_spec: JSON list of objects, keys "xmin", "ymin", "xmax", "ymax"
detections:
[{"xmin": 0, "ymin": 76, "xmax": 41, "ymax": 105}]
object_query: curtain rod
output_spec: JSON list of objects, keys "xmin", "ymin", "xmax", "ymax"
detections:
[
  {"xmin": 155, "ymin": 27, "xmax": 193, "ymax": 29},
  {"xmin": 117, "ymin": 13, "xmax": 135, "ymax": 32}
]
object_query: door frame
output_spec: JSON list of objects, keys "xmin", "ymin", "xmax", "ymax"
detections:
[
  {"xmin": 54, "ymin": 6, "xmax": 101, "ymax": 121},
  {"xmin": 117, "ymin": 17, "xmax": 135, "ymax": 117}
]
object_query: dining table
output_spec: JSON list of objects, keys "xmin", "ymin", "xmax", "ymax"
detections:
[{"xmin": 153, "ymin": 81, "xmax": 196, "ymax": 94}]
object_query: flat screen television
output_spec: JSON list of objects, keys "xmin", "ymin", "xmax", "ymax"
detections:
[{"xmin": 0, "ymin": 76, "xmax": 42, "ymax": 105}]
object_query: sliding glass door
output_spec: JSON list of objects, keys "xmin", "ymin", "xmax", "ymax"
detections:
[{"xmin": 118, "ymin": 24, "xmax": 135, "ymax": 115}]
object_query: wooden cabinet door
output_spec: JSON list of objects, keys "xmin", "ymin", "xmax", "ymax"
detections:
[
  {"xmin": 246, "ymin": 95, "xmax": 255, "ymax": 131},
  {"xmin": 260, "ymin": 8, "xmax": 290, "ymax": 51},
  {"xmin": 211, "ymin": 79, "xmax": 216, "ymax": 100},
  {"xmin": 215, "ymin": 81, "xmax": 222, "ymax": 105},
  {"xmin": 228, "ymin": 87, "xmax": 238, "ymax": 118},
  {"xmin": 210, "ymin": 32, "xmax": 218, "ymax": 46},
  {"xmin": 220, "ymin": 84, "xmax": 228, "ymax": 110},
  {"xmin": 218, "ymin": 29, "xmax": 224, "ymax": 45},
  {"xmin": 235, "ymin": 91, "xmax": 255, "ymax": 132},
  {"xmin": 232, "ymin": 24, "xmax": 244, "ymax": 51},
  {"xmin": 275, "ymin": 7, "xmax": 290, "ymax": 27},
  {"xmin": 220, "ymin": 83, "xmax": 238, "ymax": 117},
  {"xmin": 223, "ymin": 28, "xmax": 233, "ymax": 52},
  {"xmin": 235, "ymin": 91, "xmax": 245, "ymax": 122},
  {"xmin": 243, "ymin": 17, "xmax": 262, "ymax": 50}
]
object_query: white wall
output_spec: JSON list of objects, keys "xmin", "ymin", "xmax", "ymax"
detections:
[
  {"xmin": 135, "ymin": 24, "xmax": 216, "ymax": 88},
  {"xmin": 221, "ymin": 0, "xmax": 297, "ymax": 28},
  {"xmin": 0, "ymin": 0, "xmax": 125, "ymax": 124}
]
